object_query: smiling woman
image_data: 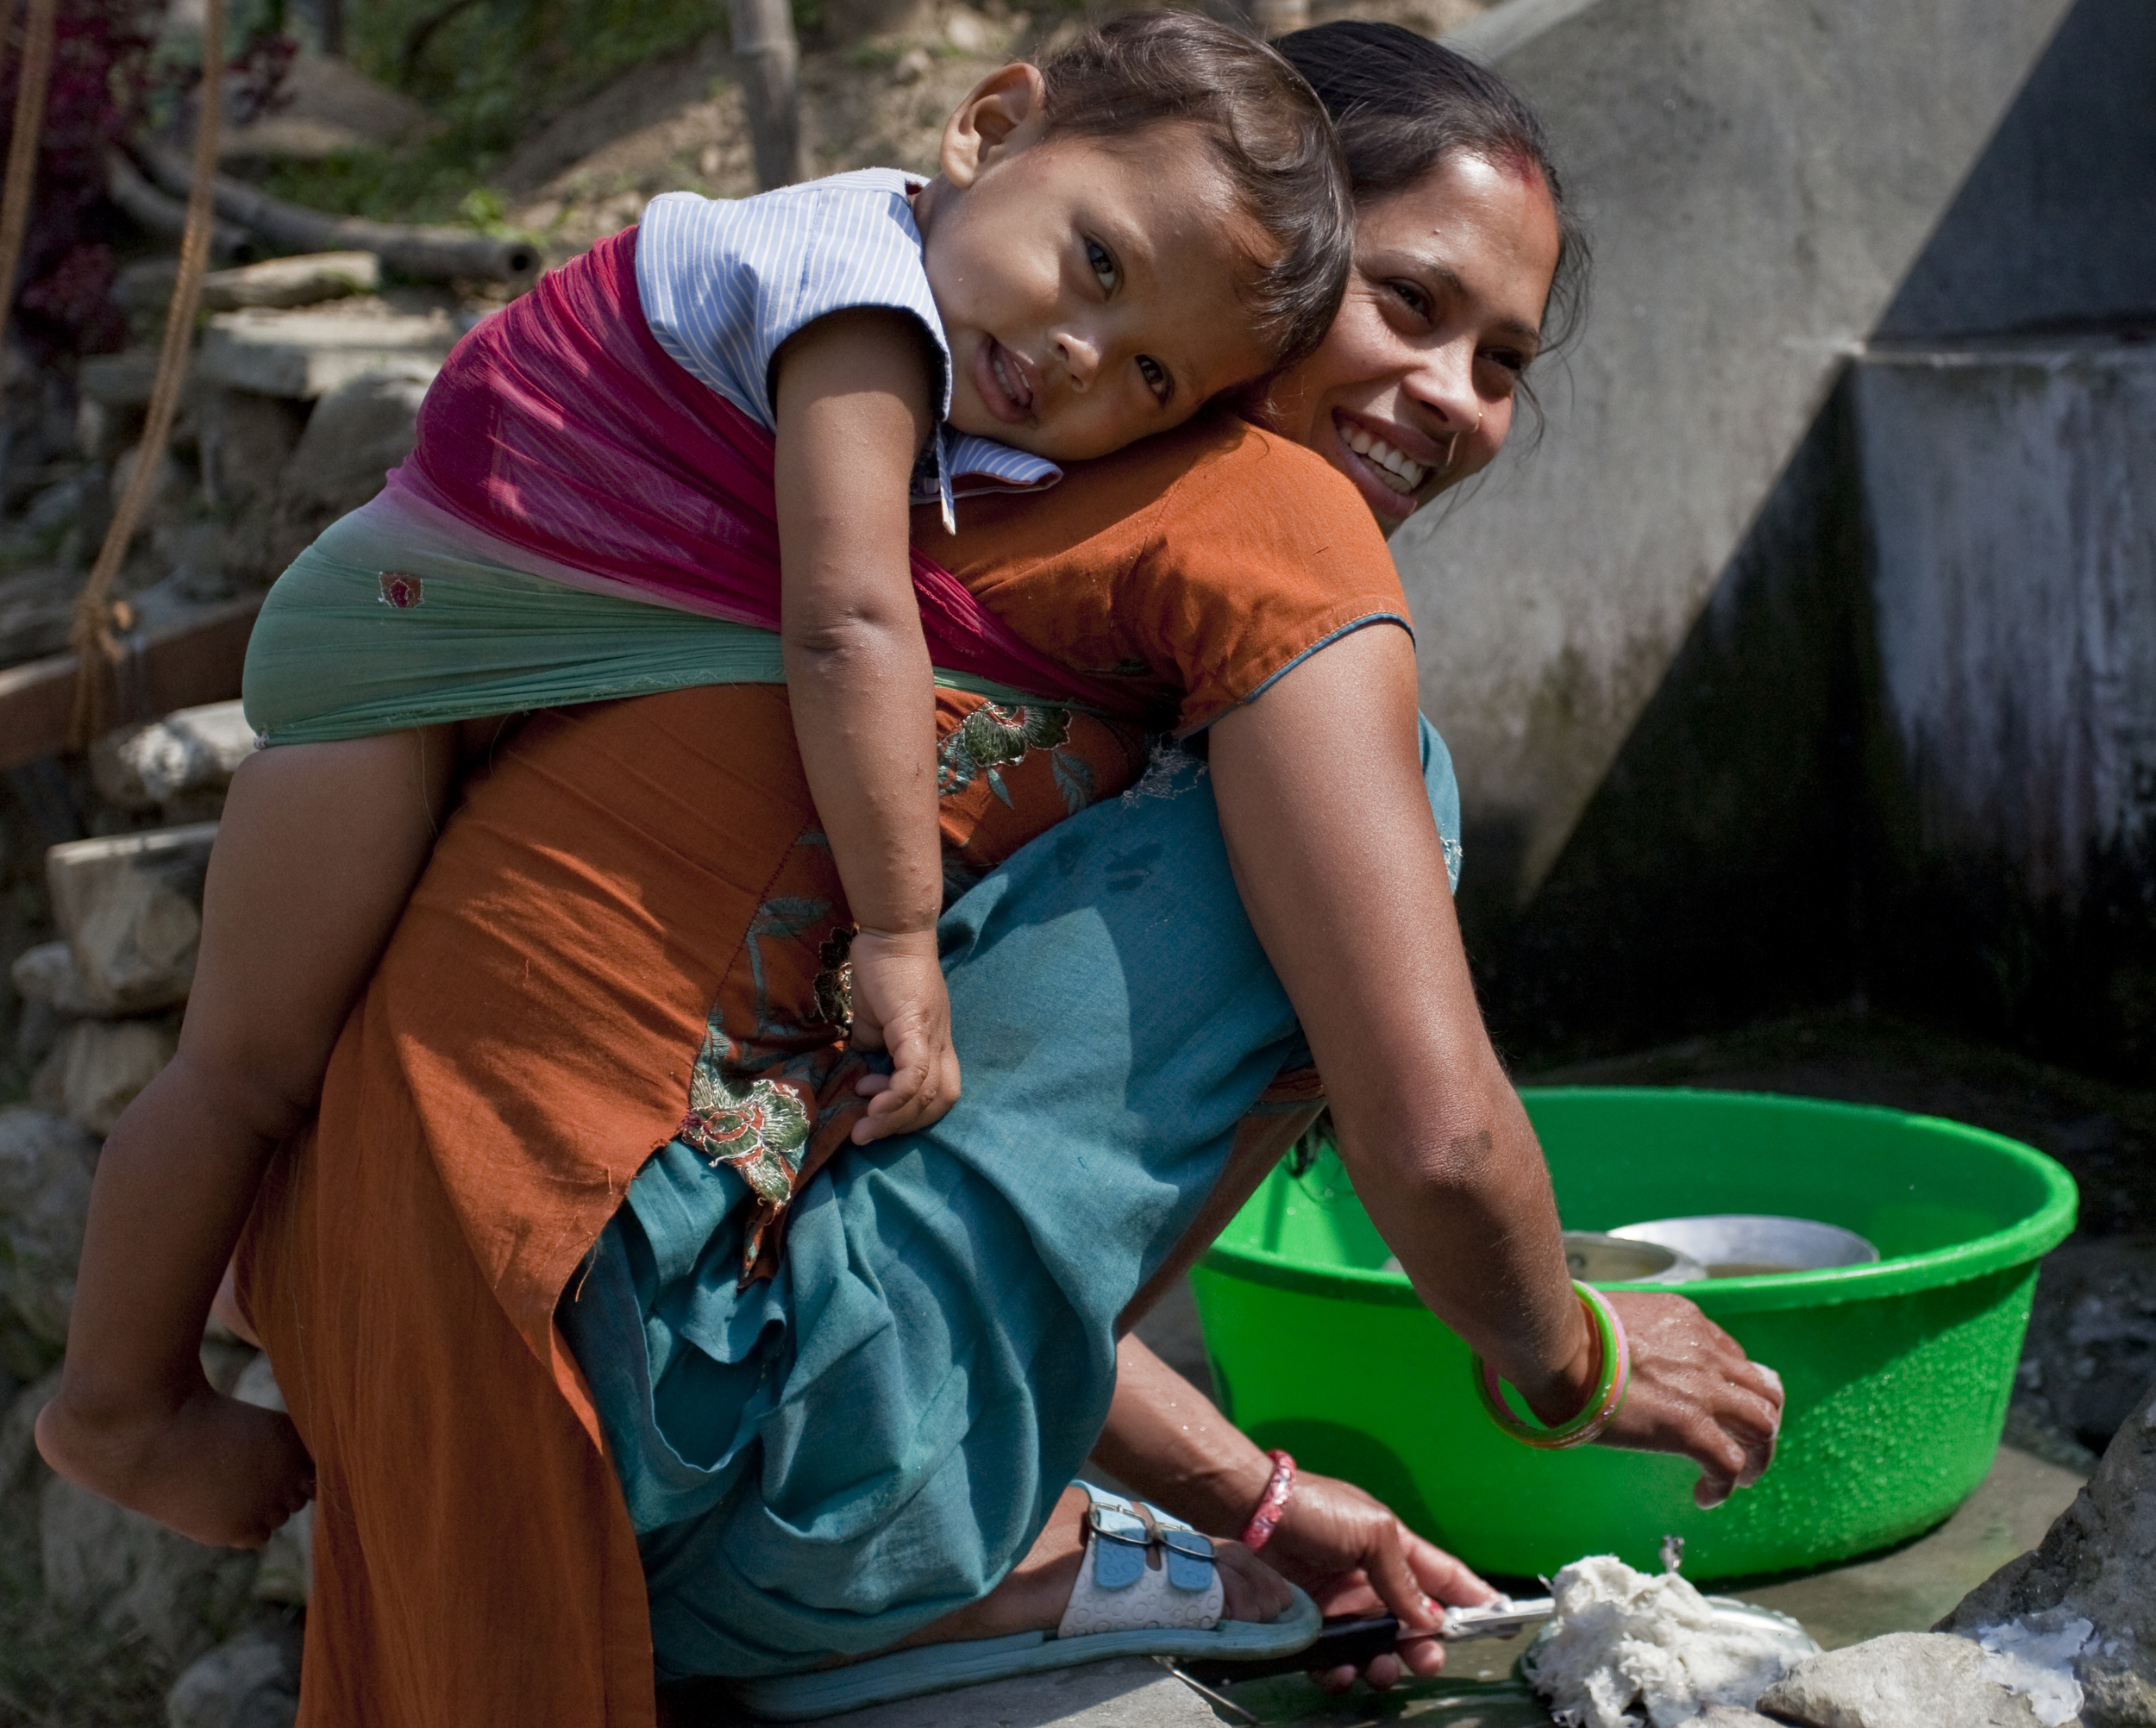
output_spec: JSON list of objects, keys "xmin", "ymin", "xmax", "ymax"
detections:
[{"xmin": 1260, "ymin": 20, "xmax": 1588, "ymax": 529}]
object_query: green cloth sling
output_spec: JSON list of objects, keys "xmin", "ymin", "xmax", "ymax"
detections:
[{"xmin": 241, "ymin": 506, "xmax": 1042, "ymax": 747}]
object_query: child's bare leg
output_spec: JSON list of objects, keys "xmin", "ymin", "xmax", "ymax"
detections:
[{"xmin": 37, "ymin": 727, "xmax": 457, "ymax": 1548}]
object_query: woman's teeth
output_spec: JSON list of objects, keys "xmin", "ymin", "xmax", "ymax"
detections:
[{"xmin": 1342, "ymin": 423, "xmax": 1429, "ymax": 494}]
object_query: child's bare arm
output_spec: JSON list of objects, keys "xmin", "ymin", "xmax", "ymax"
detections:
[{"xmin": 771, "ymin": 308, "xmax": 961, "ymax": 1141}]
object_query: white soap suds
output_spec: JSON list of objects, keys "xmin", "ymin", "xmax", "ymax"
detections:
[
  {"xmin": 1523, "ymin": 1555, "xmax": 1818, "ymax": 1728},
  {"xmin": 1974, "ymin": 1616, "xmax": 2090, "ymax": 1726}
]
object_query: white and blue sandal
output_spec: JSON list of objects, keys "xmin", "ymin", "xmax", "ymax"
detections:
[{"xmin": 730, "ymin": 1482, "xmax": 1322, "ymax": 1720}]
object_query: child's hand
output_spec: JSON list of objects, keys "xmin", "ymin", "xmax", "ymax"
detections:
[{"xmin": 847, "ymin": 928, "xmax": 961, "ymax": 1143}]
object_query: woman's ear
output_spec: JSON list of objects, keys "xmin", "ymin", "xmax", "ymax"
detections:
[{"xmin": 938, "ymin": 61, "xmax": 1049, "ymax": 189}]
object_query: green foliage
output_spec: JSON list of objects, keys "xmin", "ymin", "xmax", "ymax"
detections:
[{"xmin": 260, "ymin": 0, "xmax": 722, "ymax": 224}]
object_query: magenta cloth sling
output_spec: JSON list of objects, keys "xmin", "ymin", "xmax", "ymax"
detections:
[{"xmin": 392, "ymin": 228, "xmax": 1140, "ymax": 717}]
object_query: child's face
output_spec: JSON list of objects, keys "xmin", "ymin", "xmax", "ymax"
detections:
[{"xmin": 919, "ymin": 74, "xmax": 1276, "ymax": 463}]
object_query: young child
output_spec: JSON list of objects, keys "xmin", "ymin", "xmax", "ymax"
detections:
[{"xmin": 39, "ymin": 13, "xmax": 1351, "ymax": 1549}]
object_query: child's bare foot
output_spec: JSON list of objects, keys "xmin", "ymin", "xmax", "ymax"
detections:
[{"xmin": 35, "ymin": 1379, "xmax": 313, "ymax": 1550}]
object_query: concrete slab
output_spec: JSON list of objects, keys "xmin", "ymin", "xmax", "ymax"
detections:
[
  {"xmin": 1741, "ymin": 1445, "xmax": 2085, "ymax": 1651},
  {"xmin": 799, "ymin": 1657, "xmax": 1219, "ymax": 1726},
  {"xmin": 197, "ymin": 302, "xmax": 459, "ymax": 399}
]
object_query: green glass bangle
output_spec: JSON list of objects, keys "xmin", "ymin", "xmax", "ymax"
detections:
[{"xmin": 1472, "ymin": 1280, "xmax": 1631, "ymax": 1450}]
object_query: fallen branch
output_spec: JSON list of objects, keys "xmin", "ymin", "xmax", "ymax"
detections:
[
  {"xmin": 104, "ymin": 151, "xmax": 253, "ymax": 262},
  {"xmin": 134, "ymin": 137, "xmax": 540, "ymax": 283}
]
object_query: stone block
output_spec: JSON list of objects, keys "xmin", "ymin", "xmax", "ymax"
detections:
[
  {"xmin": 166, "ymin": 1625, "xmax": 302, "ymax": 1728},
  {"xmin": 1940, "ymin": 1378, "xmax": 2156, "ymax": 1727},
  {"xmin": 47, "ymin": 823, "xmax": 218, "ymax": 1013},
  {"xmin": 54, "ymin": 1017, "xmax": 179, "ymax": 1134},
  {"xmin": 92, "ymin": 704, "xmax": 256, "ymax": 811},
  {"xmin": 197, "ymin": 300, "xmax": 454, "ymax": 400},
  {"xmin": 200, "ymin": 251, "xmax": 380, "ymax": 311},
  {"xmin": 41, "ymin": 1474, "xmax": 256, "ymax": 1665},
  {"xmin": 10, "ymin": 940, "xmax": 98, "ymax": 1016},
  {"xmin": 197, "ymin": 391, "xmax": 308, "ymax": 518},
  {"xmin": 1756, "ymin": 1633, "xmax": 2043, "ymax": 1727},
  {"xmin": 278, "ymin": 370, "xmax": 425, "ymax": 515},
  {"xmin": 0, "ymin": 1107, "xmax": 97, "ymax": 1349}
]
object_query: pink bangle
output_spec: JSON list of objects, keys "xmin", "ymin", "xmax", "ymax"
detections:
[{"xmin": 1239, "ymin": 1449, "xmax": 1295, "ymax": 1549}]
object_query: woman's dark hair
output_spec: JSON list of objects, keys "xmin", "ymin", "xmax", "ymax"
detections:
[
  {"xmin": 1036, "ymin": 12, "xmax": 1353, "ymax": 373},
  {"xmin": 1275, "ymin": 20, "xmax": 1589, "ymax": 356}
]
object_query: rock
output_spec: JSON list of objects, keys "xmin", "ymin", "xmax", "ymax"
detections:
[
  {"xmin": 251, "ymin": 1506, "xmax": 311, "ymax": 1607},
  {"xmin": 40, "ymin": 1474, "xmax": 256, "ymax": 1664},
  {"xmin": 241, "ymin": 369, "xmax": 429, "ymax": 577},
  {"xmin": 0, "ymin": 566, "xmax": 78, "ymax": 664},
  {"xmin": 197, "ymin": 299, "xmax": 456, "ymax": 400},
  {"xmin": 199, "ymin": 251, "xmax": 380, "ymax": 312},
  {"xmin": 166, "ymin": 1625, "xmax": 302, "ymax": 1728},
  {"xmin": 1756, "ymin": 1632, "xmax": 2044, "ymax": 1727},
  {"xmin": 53, "ymin": 1016, "xmax": 179, "ymax": 1134},
  {"xmin": 1698, "ymin": 1709, "xmax": 1787, "ymax": 1728},
  {"xmin": 1940, "ymin": 1378, "xmax": 2156, "ymax": 1727},
  {"xmin": 78, "ymin": 349, "xmax": 163, "ymax": 408},
  {"xmin": 198, "ymin": 390, "xmax": 308, "ymax": 525},
  {"xmin": 773, "ymin": 1656, "xmax": 1221, "ymax": 1726},
  {"xmin": 0, "ymin": 1366, "xmax": 61, "ymax": 1492},
  {"xmin": 231, "ymin": 1352, "xmax": 284, "ymax": 1413},
  {"xmin": 0, "ymin": 1107, "xmax": 97, "ymax": 1349},
  {"xmin": 10, "ymin": 940, "xmax": 98, "ymax": 1016},
  {"xmin": 91, "ymin": 703, "xmax": 257, "ymax": 811},
  {"xmin": 278, "ymin": 370, "xmax": 426, "ymax": 515},
  {"xmin": 2015, "ymin": 1237, "xmax": 2156, "ymax": 1453},
  {"xmin": 46, "ymin": 822, "xmax": 218, "ymax": 1013}
]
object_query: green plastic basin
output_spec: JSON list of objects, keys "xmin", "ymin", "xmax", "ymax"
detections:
[{"xmin": 1191, "ymin": 1088, "xmax": 2077, "ymax": 1582}]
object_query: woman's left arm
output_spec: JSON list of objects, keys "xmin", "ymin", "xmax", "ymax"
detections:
[
  {"xmin": 1206, "ymin": 623, "xmax": 1783, "ymax": 1502},
  {"xmin": 1096, "ymin": 1334, "xmax": 1490, "ymax": 1688}
]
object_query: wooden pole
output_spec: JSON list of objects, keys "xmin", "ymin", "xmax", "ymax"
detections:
[{"xmin": 728, "ymin": 0, "xmax": 809, "ymax": 190}]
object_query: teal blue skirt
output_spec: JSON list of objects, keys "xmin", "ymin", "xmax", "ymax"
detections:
[{"xmin": 557, "ymin": 723, "xmax": 1463, "ymax": 1680}]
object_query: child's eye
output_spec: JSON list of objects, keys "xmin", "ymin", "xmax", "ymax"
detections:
[
  {"xmin": 1138, "ymin": 355, "xmax": 1171, "ymax": 404},
  {"xmin": 1087, "ymin": 238, "xmax": 1119, "ymax": 293}
]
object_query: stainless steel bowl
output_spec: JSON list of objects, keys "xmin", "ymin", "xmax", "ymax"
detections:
[
  {"xmin": 1561, "ymin": 1230, "xmax": 1708, "ymax": 1284},
  {"xmin": 1609, "ymin": 1214, "xmax": 1879, "ymax": 1278}
]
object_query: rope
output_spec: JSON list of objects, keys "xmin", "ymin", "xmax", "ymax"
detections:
[
  {"xmin": 0, "ymin": 0, "xmax": 60, "ymax": 312},
  {"xmin": 70, "ymin": 0, "xmax": 223, "ymax": 748}
]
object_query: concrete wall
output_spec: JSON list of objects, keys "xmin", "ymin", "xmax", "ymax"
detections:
[
  {"xmin": 1417, "ymin": 0, "xmax": 2156, "ymax": 1068},
  {"xmin": 1409, "ymin": 0, "xmax": 2078, "ymax": 901},
  {"xmin": 1857, "ymin": 341, "xmax": 2156, "ymax": 1067}
]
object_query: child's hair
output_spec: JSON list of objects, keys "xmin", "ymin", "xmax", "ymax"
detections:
[
  {"xmin": 1035, "ymin": 11, "xmax": 1353, "ymax": 373},
  {"xmin": 1275, "ymin": 20, "xmax": 1589, "ymax": 354}
]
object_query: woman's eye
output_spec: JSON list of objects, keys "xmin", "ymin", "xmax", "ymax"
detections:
[
  {"xmin": 1087, "ymin": 238, "xmax": 1119, "ymax": 293},
  {"xmin": 1138, "ymin": 354, "xmax": 1170, "ymax": 403},
  {"xmin": 1388, "ymin": 279, "xmax": 1432, "ymax": 319},
  {"xmin": 1481, "ymin": 347, "xmax": 1530, "ymax": 382}
]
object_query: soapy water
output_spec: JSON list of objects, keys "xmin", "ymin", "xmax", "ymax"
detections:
[
  {"xmin": 1522, "ymin": 1555, "xmax": 1818, "ymax": 1728},
  {"xmin": 1975, "ymin": 1615, "xmax": 2091, "ymax": 1726}
]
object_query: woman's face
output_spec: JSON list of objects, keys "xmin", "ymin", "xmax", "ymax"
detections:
[{"xmin": 1254, "ymin": 149, "xmax": 1562, "ymax": 531}]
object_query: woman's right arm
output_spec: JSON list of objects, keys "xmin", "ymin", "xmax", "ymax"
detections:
[{"xmin": 1206, "ymin": 622, "xmax": 1782, "ymax": 1500}]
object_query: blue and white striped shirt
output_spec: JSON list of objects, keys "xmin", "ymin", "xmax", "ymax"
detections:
[{"xmin": 636, "ymin": 172, "xmax": 1062, "ymax": 529}]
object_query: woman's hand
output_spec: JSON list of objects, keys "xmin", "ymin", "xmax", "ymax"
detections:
[
  {"xmin": 1257, "ymin": 1471, "xmax": 1494, "ymax": 1693},
  {"xmin": 1598, "ymin": 1291, "xmax": 1784, "ymax": 1507}
]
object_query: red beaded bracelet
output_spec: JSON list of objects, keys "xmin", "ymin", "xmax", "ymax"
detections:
[{"xmin": 1239, "ymin": 1449, "xmax": 1296, "ymax": 1550}]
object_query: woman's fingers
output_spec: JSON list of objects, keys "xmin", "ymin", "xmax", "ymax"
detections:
[{"xmin": 1600, "ymin": 1292, "xmax": 1786, "ymax": 1503}]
